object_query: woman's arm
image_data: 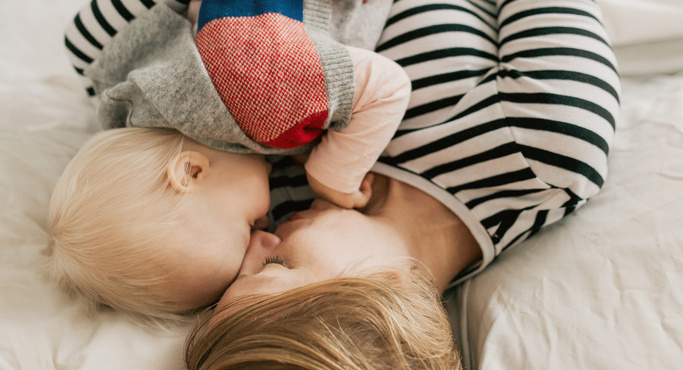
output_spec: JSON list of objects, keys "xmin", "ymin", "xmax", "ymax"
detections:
[
  {"xmin": 64, "ymin": 0, "xmax": 190, "ymax": 101},
  {"xmin": 493, "ymin": 0, "xmax": 620, "ymax": 201},
  {"xmin": 372, "ymin": 0, "xmax": 620, "ymax": 279}
]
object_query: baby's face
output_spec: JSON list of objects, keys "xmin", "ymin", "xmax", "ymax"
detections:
[{"xmin": 164, "ymin": 150, "xmax": 272, "ymax": 311}]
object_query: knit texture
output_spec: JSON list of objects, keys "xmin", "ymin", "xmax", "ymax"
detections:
[
  {"xmin": 85, "ymin": 1, "xmax": 392, "ymax": 154},
  {"xmin": 195, "ymin": 0, "xmax": 353, "ymax": 149}
]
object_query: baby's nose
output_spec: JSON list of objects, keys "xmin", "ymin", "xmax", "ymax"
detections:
[
  {"xmin": 310, "ymin": 197, "xmax": 334, "ymax": 210},
  {"xmin": 252, "ymin": 229, "xmax": 280, "ymax": 249}
]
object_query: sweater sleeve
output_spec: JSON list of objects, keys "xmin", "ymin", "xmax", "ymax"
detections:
[
  {"xmin": 304, "ymin": 46, "xmax": 411, "ymax": 194},
  {"xmin": 64, "ymin": 0, "xmax": 190, "ymax": 102}
]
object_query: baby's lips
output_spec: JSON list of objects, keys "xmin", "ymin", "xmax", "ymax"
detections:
[{"xmin": 253, "ymin": 215, "xmax": 270, "ymax": 230}]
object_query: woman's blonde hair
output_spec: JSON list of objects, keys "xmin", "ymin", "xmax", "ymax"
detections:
[
  {"xmin": 185, "ymin": 270, "xmax": 462, "ymax": 369},
  {"xmin": 46, "ymin": 127, "xmax": 190, "ymax": 326}
]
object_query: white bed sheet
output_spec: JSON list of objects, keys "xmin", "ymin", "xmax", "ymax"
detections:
[
  {"xmin": 1, "ymin": 0, "xmax": 682, "ymax": 369},
  {"xmin": 1, "ymin": 1, "xmax": 188, "ymax": 369},
  {"xmin": 599, "ymin": 0, "xmax": 683, "ymax": 77}
]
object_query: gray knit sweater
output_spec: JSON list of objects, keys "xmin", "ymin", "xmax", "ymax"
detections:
[{"xmin": 86, "ymin": 0, "xmax": 392, "ymax": 154}]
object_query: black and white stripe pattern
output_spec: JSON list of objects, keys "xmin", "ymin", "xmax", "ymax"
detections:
[
  {"xmin": 373, "ymin": 0, "xmax": 619, "ymax": 275},
  {"xmin": 64, "ymin": 0, "xmax": 189, "ymax": 98},
  {"xmin": 63, "ymin": 0, "xmax": 620, "ymax": 283},
  {"xmin": 269, "ymin": 0, "xmax": 619, "ymax": 283}
]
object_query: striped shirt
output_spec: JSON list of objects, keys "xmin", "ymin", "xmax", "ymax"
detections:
[
  {"xmin": 64, "ymin": 0, "xmax": 190, "ymax": 100},
  {"xmin": 267, "ymin": 0, "xmax": 620, "ymax": 285},
  {"xmin": 64, "ymin": 0, "xmax": 620, "ymax": 286}
]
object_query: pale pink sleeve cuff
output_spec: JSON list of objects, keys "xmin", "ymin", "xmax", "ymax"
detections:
[{"xmin": 305, "ymin": 46, "xmax": 411, "ymax": 194}]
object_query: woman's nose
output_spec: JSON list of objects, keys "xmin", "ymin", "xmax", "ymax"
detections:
[{"xmin": 239, "ymin": 230, "xmax": 281, "ymax": 275}]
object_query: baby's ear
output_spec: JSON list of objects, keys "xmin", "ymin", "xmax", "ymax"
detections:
[{"xmin": 167, "ymin": 151, "xmax": 209, "ymax": 193}]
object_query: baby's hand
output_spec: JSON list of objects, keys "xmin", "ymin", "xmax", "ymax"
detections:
[{"xmin": 307, "ymin": 173, "xmax": 374, "ymax": 209}]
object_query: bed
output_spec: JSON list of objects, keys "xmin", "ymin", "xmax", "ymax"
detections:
[{"xmin": 1, "ymin": 0, "xmax": 681, "ymax": 368}]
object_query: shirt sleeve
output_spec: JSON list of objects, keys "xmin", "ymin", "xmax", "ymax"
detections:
[
  {"xmin": 304, "ymin": 46, "xmax": 411, "ymax": 194},
  {"xmin": 64, "ymin": 0, "xmax": 190, "ymax": 103}
]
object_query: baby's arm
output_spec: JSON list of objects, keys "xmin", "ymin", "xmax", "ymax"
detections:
[
  {"xmin": 305, "ymin": 46, "xmax": 411, "ymax": 208},
  {"xmin": 64, "ymin": 0, "xmax": 190, "ymax": 101}
]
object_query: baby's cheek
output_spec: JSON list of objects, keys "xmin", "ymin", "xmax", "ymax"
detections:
[{"xmin": 254, "ymin": 173, "xmax": 272, "ymax": 213}]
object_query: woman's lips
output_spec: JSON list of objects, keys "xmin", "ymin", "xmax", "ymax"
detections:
[{"xmin": 287, "ymin": 212, "xmax": 303, "ymax": 221}]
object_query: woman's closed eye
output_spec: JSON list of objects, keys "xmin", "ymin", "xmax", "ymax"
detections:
[{"xmin": 261, "ymin": 255, "xmax": 286, "ymax": 268}]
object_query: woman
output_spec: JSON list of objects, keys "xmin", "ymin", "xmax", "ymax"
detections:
[{"xmin": 185, "ymin": 0, "xmax": 620, "ymax": 367}]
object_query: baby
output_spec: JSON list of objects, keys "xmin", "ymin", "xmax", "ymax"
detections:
[
  {"xmin": 49, "ymin": 0, "xmax": 409, "ymax": 324},
  {"xmin": 187, "ymin": 0, "xmax": 410, "ymax": 208}
]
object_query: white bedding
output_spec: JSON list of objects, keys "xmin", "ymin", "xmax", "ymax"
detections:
[{"xmin": 1, "ymin": 0, "xmax": 682, "ymax": 369}]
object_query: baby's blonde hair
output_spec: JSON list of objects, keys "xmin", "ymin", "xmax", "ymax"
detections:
[
  {"xmin": 46, "ymin": 127, "xmax": 190, "ymax": 326},
  {"xmin": 185, "ymin": 270, "xmax": 462, "ymax": 369}
]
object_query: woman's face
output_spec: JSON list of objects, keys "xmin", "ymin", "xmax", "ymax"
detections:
[{"xmin": 214, "ymin": 198, "xmax": 409, "ymax": 313}]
